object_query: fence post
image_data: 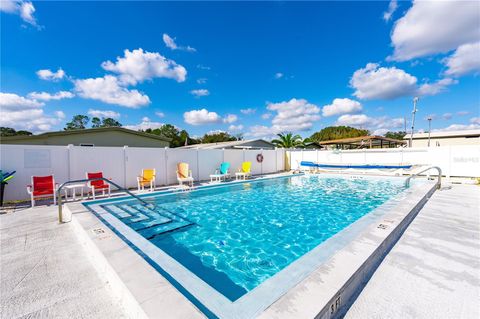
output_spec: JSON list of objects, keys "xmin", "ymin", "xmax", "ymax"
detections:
[
  {"xmin": 67, "ymin": 144, "xmax": 73, "ymax": 181},
  {"xmin": 260, "ymin": 148, "xmax": 263, "ymax": 175},
  {"xmin": 123, "ymin": 146, "xmax": 128, "ymax": 188},
  {"xmin": 164, "ymin": 147, "xmax": 169, "ymax": 185},
  {"xmin": 196, "ymin": 148, "xmax": 200, "ymax": 181}
]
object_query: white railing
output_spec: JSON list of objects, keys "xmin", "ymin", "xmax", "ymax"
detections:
[{"xmin": 405, "ymin": 166, "xmax": 442, "ymax": 189}]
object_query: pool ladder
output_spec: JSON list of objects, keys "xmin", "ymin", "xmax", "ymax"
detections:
[{"xmin": 405, "ymin": 166, "xmax": 442, "ymax": 189}]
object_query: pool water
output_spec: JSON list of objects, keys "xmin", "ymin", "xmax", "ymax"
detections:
[{"xmin": 100, "ymin": 175, "xmax": 407, "ymax": 301}]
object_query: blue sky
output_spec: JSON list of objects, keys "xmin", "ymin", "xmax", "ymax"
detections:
[{"xmin": 1, "ymin": 1, "xmax": 479, "ymax": 137}]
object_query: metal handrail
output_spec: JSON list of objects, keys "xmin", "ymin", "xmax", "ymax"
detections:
[
  {"xmin": 405, "ymin": 166, "xmax": 442, "ymax": 189},
  {"xmin": 57, "ymin": 178, "xmax": 150, "ymax": 223}
]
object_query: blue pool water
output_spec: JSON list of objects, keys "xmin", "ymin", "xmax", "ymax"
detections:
[{"xmin": 99, "ymin": 175, "xmax": 407, "ymax": 301}]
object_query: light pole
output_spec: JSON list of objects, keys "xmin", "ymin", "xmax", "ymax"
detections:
[
  {"xmin": 409, "ymin": 97, "xmax": 419, "ymax": 147},
  {"xmin": 427, "ymin": 117, "xmax": 432, "ymax": 147}
]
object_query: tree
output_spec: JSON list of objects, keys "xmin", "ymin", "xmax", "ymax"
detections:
[
  {"xmin": 384, "ymin": 131, "xmax": 406, "ymax": 140},
  {"xmin": 310, "ymin": 126, "xmax": 369, "ymax": 142},
  {"xmin": 100, "ymin": 117, "xmax": 122, "ymax": 127},
  {"xmin": 201, "ymin": 131, "xmax": 237, "ymax": 144},
  {"xmin": 91, "ymin": 117, "xmax": 101, "ymax": 128},
  {"xmin": 64, "ymin": 115, "xmax": 89, "ymax": 130},
  {"xmin": 145, "ymin": 124, "xmax": 198, "ymax": 147},
  {"xmin": 271, "ymin": 132, "xmax": 305, "ymax": 148},
  {"xmin": 0, "ymin": 127, "xmax": 33, "ymax": 137}
]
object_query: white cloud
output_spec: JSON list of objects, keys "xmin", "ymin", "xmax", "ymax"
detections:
[
  {"xmin": 0, "ymin": 93, "xmax": 64, "ymax": 133},
  {"xmin": 442, "ymin": 113, "xmax": 453, "ymax": 120},
  {"xmin": 240, "ymin": 108, "xmax": 256, "ymax": 115},
  {"xmin": 101, "ymin": 48, "xmax": 187, "ymax": 85},
  {"xmin": 36, "ymin": 68, "xmax": 65, "ymax": 81},
  {"xmin": 248, "ymin": 98, "xmax": 321, "ymax": 136},
  {"xmin": 246, "ymin": 125, "xmax": 275, "ymax": 139},
  {"xmin": 470, "ymin": 117, "xmax": 480, "ymax": 125},
  {"xmin": 417, "ymin": 78, "xmax": 457, "ymax": 96},
  {"xmin": 0, "ymin": 92, "xmax": 44, "ymax": 110},
  {"xmin": 228, "ymin": 124, "xmax": 244, "ymax": 132},
  {"xmin": 0, "ymin": 109, "xmax": 65, "ymax": 133},
  {"xmin": 184, "ymin": 108, "xmax": 221, "ymax": 125},
  {"xmin": 190, "ymin": 89, "xmax": 210, "ymax": 97},
  {"xmin": 457, "ymin": 111, "xmax": 470, "ymax": 116},
  {"xmin": 336, "ymin": 114, "xmax": 404, "ymax": 133},
  {"xmin": 162, "ymin": 33, "xmax": 196, "ymax": 52},
  {"xmin": 124, "ymin": 118, "xmax": 164, "ymax": 131},
  {"xmin": 274, "ymin": 72, "xmax": 284, "ymax": 79},
  {"xmin": 322, "ymin": 98, "xmax": 362, "ymax": 117},
  {"xmin": 74, "ymin": 75, "xmax": 150, "ymax": 108},
  {"xmin": 350, "ymin": 63, "xmax": 417, "ymax": 100},
  {"xmin": 87, "ymin": 109, "xmax": 121, "ymax": 119},
  {"xmin": 223, "ymin": 114, "xmax": 238, "ymax": 124},
  {"xmin": 0, "ymin": 0, "xmax": 39, "ymax": 27},
  {"xmin": 443, "ymin": 42, "xmax": 480, "ymax": 77},
  {"xmin": 434, "ymin": 123, "xmax": 480, "ymax": 132},
  {"xmin": 197, "ymin": 78, "xmax": 207, "ymax": 84},
  {"xmin": 383, "ymin": 0, "xmax": 398, "ymax": 22},
  {"xmin": 261, "ymin": 113, "xmax": 272, "ymax": 120},
  {"xmin": 155, "ymin": 111, "xmax": 165, "ymax": 118},
  {"xmin": 389, "ymin": 1, "xmax": 480, "ymax": 61},
  {"xmin": 27, "ymin": 91, "xmax": 74, "ymax": 101}
]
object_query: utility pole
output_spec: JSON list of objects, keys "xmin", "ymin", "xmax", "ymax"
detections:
[
  {"xmin": 427, "ymin": 117, "xmax": 432, "ymax": 147},
  {"xmin": 409, "ymin": 97, "xmax": 419, "ymax": 148}
]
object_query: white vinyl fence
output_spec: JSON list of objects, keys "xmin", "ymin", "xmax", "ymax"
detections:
[
  {"xmin": 0, "ymin": 144, "xmax": 286, "ymax": 201},
  {"xmin": 288, "ymin": 146, "xmax": 480, "ymax": 178}
]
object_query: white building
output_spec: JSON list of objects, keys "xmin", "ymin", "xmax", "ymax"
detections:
[{"xmin": 404, "ymin": 130, "xmax": 480, "ymax": 147}]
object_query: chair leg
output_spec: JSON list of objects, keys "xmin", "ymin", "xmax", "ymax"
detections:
[
  {"xmin": 31, "ymin": 195, "xmax": 35, "ymax": 207},
  {"xmin": 54, "ymin": 191, "xmax": 57, "ymax": 205},
  {"xmin": 92, "ymin": 188, "xmax": 96, "ymax": 200}
]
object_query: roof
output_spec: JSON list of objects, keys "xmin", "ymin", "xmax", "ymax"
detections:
[
  {"xmin": 404, "ymin": 129, "xmax": 480, "ymax": 140},
  {"xmin": 178, "ymin": 139, "xmax": 275, "ymax": 149},
  {"xmin": 318, "ymin": 135, "xmax": 406, "ymax": 145},
  {"xmin": 0, "ymin": 127, "xmax": 170, "ymax": 142}
]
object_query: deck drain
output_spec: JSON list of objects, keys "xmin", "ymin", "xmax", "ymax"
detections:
[
  {"xmin": 93, "ymin": 228, "xmax": 106, "ymax": 235},
  {"xmin": 377, "ymin": 224, "xmax": 389, "ymax": 230}
]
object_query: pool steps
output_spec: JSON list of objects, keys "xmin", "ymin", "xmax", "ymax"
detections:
[{"xmin": 103, "ymin": 203, "xmax": 194, "ymax": 239}]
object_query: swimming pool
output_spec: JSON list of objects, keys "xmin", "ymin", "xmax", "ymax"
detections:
[{"xmin": 85, "ymin": 174, "xmax": 411, "ymax": 317}]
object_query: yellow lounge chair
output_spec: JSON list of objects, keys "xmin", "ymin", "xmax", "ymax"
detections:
[
  {"xmin": 235, "ymin": 161, "xmax": 252, "ymax": 180},
  {"xmin": 177, "ymin": 162, "xmax": 194, "ymax": 187},
  {"xmin": 137, "ymin": 168, "xmax": 156, "ymax": 191}
]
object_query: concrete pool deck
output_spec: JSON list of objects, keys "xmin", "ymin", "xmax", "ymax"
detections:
[
  {"xmin": 1, "ymin": 183, "xmax": 479, "ymax": 318},
  {"xmin": 344, "ymin": 184, "xmax": 480, "ymax": 319},
  {"xmin": 0, "ymin": 205, "xmax": 128, "ymax": 318}
]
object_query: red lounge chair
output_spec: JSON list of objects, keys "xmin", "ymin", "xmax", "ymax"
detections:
[
  {"xmin": 27, "ymin": 175, "xmax": 58, "ymax": 207},
  {"xmin": 86, "ymin": 172, "xmax": 111, "ymax": 199}
]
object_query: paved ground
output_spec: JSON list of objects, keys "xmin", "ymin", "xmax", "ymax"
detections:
[
  {"xmin": 345, "ymin": 184, "xmax": 480, "ymax": 319},
  {"xmin": 0, "ymin": 205, "xmax": 127, "ymax": 318}
]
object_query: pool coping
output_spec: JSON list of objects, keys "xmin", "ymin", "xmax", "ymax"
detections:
[{"xmin": 67, "ymin": 173, "xmax": 437, "ymax": 319}]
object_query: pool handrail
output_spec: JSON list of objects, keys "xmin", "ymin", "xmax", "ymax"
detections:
[
  {"xmin": 57, "ymin": 177, "xmax": 150, "ymax": 223},
  {"xmin": 405, "ymin": 166, "xmax": 442, "ymax": 189}
]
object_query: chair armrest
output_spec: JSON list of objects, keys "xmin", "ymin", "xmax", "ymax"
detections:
[
  {"xmin": 215, "ymin": 169, "xmax": 219, "ymax": 174},
  {"xmin": 189, "ymin": 170, "xmax": 193, "ymax": 177},
  {"xmin": 26, "ymin": 185, "xmax": 32, "ymax": 194}
]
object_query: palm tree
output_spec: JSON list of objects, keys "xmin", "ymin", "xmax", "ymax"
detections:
[{"xmin": 271, "ymin": 132, "xmax": 305, "ymax": 148}]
